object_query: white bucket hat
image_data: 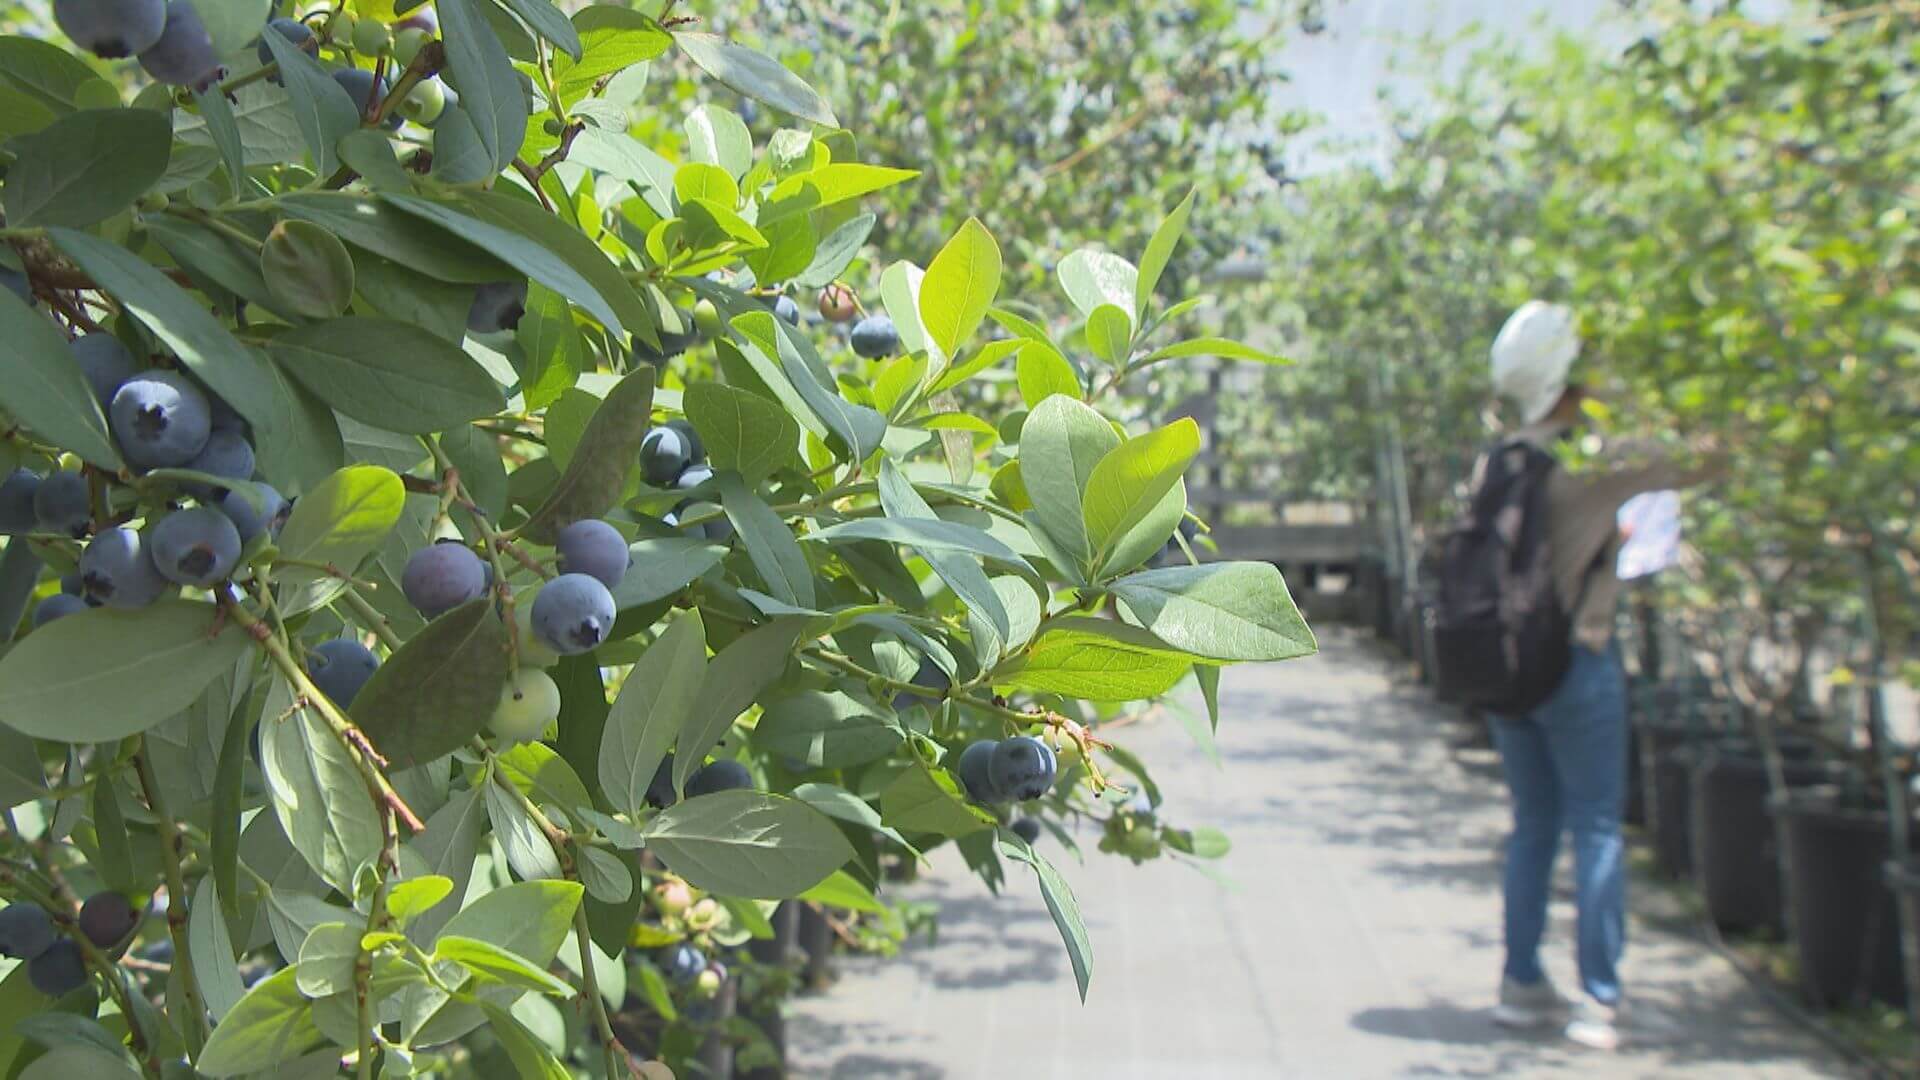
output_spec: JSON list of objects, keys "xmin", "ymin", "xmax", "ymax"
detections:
[{"xmin": 1490, "ymin": 301, "xmax": 1580, "ymax": 424}]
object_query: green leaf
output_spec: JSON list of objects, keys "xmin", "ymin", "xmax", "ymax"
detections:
[
  {"xmin": 1111, "ymin": 562, "xmax": 1317, "ymax": 662},
  {"xmin": 293, "ymin": 922, "xmax": 358, "ymax": 997},
  {"xmin": 918, "ymin": 217, "xmax": 1001, "ymax": 361},
  {"xmin": 496, "ymin": 0, "xmax": 580, "ymax": 59},
  {"xmin": 279, "ymin": 193, "xmax": 510, "ymax": 283},
  {"xmin": 790, "ymin": 781, "xmax": 918, "ymax": 853},
  {"xmin": 268, "ymin": 317, "xmax": 506, "ymax": 432},
  {"xmin": 804, "ymin": 517, "xmax": 1028, "ymax": 567},
  {"xmin": 1196, "ymin": 663, "xmax": 1222, "ymax": 732},
  {"xmin": 1166, "ymin": 825, "xmax": 1231, "ymax": 859},
  {"xmin": 718, "ymin": 473, "xmax": 814, "ymax": 609},
  {"xmin": 486, "ymin": 758, "xmax": 560, "ymax": 880},
  {"xmin": 641, "ymin": 790, "xmax": 854, "ymax": 898},
  {"xmin": 0, "ymin": 37, "xmax": 112, "ymax": 111},
  {"xmin": 513, "ymin": 284, "xmax": 584, "ymax": 411},
  {"xmin": 0, "ymin": 84, "xmax": 56, "ymax": 141},
  {"xmin": 754, "ymin": 691, "xmax": 902, "ymax": 768},
  {"xmin": 439, "ymin": 880, "xmax": 583, "ymax": 965},
  {"xmin": 436, "ymin": 935, "xmax": 575, "ymax": 995},
  {"xmin": 196, "ymin": 967, "xmax": 324, "ymax": 1076},
  {"xmin": 577, "ymin": 846, "xmax": 633, "ymax": 904},
  {"xmin": 259, "ymin": 24, "xmax": 358, "ymax": 178},
  {"xmin": 686, "ymin": 104, "xmax": 753, "ymax": 178},
  {"xmin": 1140, "ymin": 337, "xmax": 1289, "ymax": 366},
  {"xmin": 437, "ymin": 0, "xmax": 527, "ymax": 173},
  {"xmin": 2, "ymin": 108, "xmax": 170, "ymax": 228},
  {"xmin": 1101, "ymin": 476, "xmax": 1186, "ymax": 575},
  {"xmin": 197, "ymin": 0, "xmax": 271, "ymax": 56},
  {"xmin": 1016, "ymin": 395, "xmax": 1119, "ymax": 571},
  {"xmin": 0, "ymin": 726, "xmax": 46, "ymax": 810},
  {"xmin": 1082, "ymin": 419, "xmax": 1199, "ymax": 564},
  {"xmin": 1085, "ymin": 303, "xmax": 1132, "ymax": 368},
  {"xmin": 519, "ymin": 365, "xmax": 655, "ymax": 544},
  {"xmin": 404, "ymin": 786, "xmax": 487, "ymax": 945},
  {"xmin": 795, "ymin": 212, "xmax": 875, "ymax": 289},
  {"xmin": 189, "ymin": 876, "xmax": 245, "ymax": 1021},
  {"xmin": 260, "ymin": 221, "xmax": 355, "ymax": 320},
  {"xmin": 1015, "ymin": 339, "xmax": 1080, "ymax": 409},
  {"xmin": 732, "ymin": 312, "xmax": 886, "ymax": 461},
  {"xmin": 744, "ymin": 213, "xmax": 816, "ymax": 285},
  {"xmin": 261, "ymin": 697, "xmax": 383, "ymax": 894},
  {"xmin": 879, "ymin": 762, "xmax": 993, "ymax": 837},
  {"xmin": 684, "ymin": 381, "xmax": 800, "ymax": 486},
  {"xmin": 675, "ymin": 33, "xmax": 837, "ymax": 127},
  {"xmin": 49, "ymin": 229, "xmax": 288, "ymax": 466},
  {"xmin": 873, "ymin": 461, "xmax": 1008, "ymax": 659},
  {"xmin": 388, "ymin": 876, "xmax": 455, "ymax": 926},
  {"xmin": 382, "ymin": 192, "xmax": 648, "ymax": 338},
  {"xmin": 0, "ymin": 600, "xmax": 246, "ymax": 742},
  {"xmin": 1001, "ymin": 839, "xmax": 1093, "ymax": 1001},
  {"xmin": 1135, "ymin": 189, "xmax": 1195, "ymax": 319},
  {"xmin": 0, "ymin": 289, "xmax": 121, "ymax": 470},
  {"xmin": 799, "ymin": 869, "xmax": 885, "ymax": 914},
  {"xmin": 1057, "ymin": 249, "xmax": 1138, "ymax": 326},
  {"xmin": 477, "ymin": 1001, "xmax": 571, "ymax": 1079},
  {"xmin": 673, "ymin": 617, "xmax": 806, "ymax": 795},
  {"xmin": 352, "ymin": 597, "xmax": 511, "ymax": 768},
  {"xmin": 1001, "ymin": 618, "xmax": 1193, "ymax": 701},
  {"xmin": 609, "ymin": 537, "xmax": 728, "ymax": 609},
  {"xmin": 174, "ymin": 82, "xmax": 303, "ymax": 168},
  {"xmin": 673, "ymin": 162, "xmax": 739, "ymax": 207},
  {"xmin": 599, "ymin": 610, "xmax": 706, "ymax": 816},
  {"xmin": 16, "ymin": 1043, "xmax": 141, "ymax": 1080},
  {"xmin": 273, "ymin": 464, "xmax": 405, "ymax": 615},
  {"xmin": 568, "ymin": 129, "xmax": 676, "ymax": 218},
  {"xmin": 440, "ymin": 423, "xmax": 508, "ymax": 520},
  {"xmin": 775, "ymin": 163, "xmax": 919, "ymax": 210},
  {"xmin": 553, "ymin": 8, "xmax": 671, "ymax": 101}
]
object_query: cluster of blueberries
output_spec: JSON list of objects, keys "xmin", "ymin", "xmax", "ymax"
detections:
[
  {"xmin": 55, "ymin": 0, "xmax": 450, "ymax": 125},
  {"xmin": 0, "ymin": 334, "xmax": 290, "ymax": 626},
  {"xmin": 0, "ymin": 891, "xmax": 139, "ymax": 997},
  {"xmin": 956, "ymin": 735, "xmax": 1059, "ymax": 804}
]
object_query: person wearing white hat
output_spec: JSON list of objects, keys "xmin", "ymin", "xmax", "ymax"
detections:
[{"xmin": 1480, "ymin": 301, "xmax": 1725, "ymax": 1050}]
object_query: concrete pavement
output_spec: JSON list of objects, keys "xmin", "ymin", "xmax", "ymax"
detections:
[{"xmin": 786, "ymin": 627, "xmax": 1858, "ymax": 1079}]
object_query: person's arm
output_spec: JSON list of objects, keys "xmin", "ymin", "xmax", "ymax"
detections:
[{"xmin": 1560, "ymin": 439, "xmax": 1729, "ymax": 509}]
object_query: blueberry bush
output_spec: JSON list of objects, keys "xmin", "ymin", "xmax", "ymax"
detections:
[{"xmin": 0, "ymin": 1, "xmax": 1309, "ymax": 1075}]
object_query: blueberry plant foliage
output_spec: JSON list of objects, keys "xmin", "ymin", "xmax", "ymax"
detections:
[{"xmin": 0, "ymin": 0, "xmax": 1310, "ymax": 1075}]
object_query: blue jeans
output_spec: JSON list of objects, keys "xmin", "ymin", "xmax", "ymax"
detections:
[{"xmin": 1490, "ymin": 645, "xmax": 1627, "ymax": 1005}]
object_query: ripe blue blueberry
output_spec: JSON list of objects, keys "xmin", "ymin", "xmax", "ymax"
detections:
[
  {"xmin": 151, "ymin": 507, "xmax": 242, "ymax": 586},
  {"xmin": 1010, "ymin": 817, "xmax": 1041, "ymax": 845},
  {"xmin": 0, "ymin": 903, "xmax": 57, "ymax": 960},
  {"xmin": 33, "ymin": 470, "xmax": 91, "ymax": 538},
  {"xmin": 181, "ymin": 428, "xmax": 254, "ymax": 500},
  {"xmin": 400, "ymin": 543, "xmax": 488, "ymax": 619},
  {"xmin": 771, "ymin": 294, "xmax": 800, "ymax": 325},
  {"xmin": 989, "ymin": 736, "xmax": 1057, "ymax": 802},
  {"xmin": 60, "ymin": 572, "xmax": 84, "ymax": 597},
  {"xmin": 634, "ymin": 325, "xmax": 698, "ymax": 362},
  {"xmin": 33, "ymin": 594, "xmax": 89, "ymax": 627},
  {"xmin": 684, "ymin": 759, "xmax": 753, "ymax": 797},
  {"xmin": 675, "ymin": 463, "xmax": 714, "ymax": 492},
  {"xmin": 850, "ymin": 315, "xmax": 900, "ymax": 359},
  {"xmin": 665, "ymin": 943, "xmax": 704, "ymax": 983},
  {"xmin": 69, "ymin": 333, "xmax": 139, "ymax": 405},
  {"xmin": 891, "ymin": 657, "xmax": 950, "ymax": 712},
  {"xmin": 56, "ymin": 0, "xmax": 167, "ymax": 58},
  {"xmin": 254, "ymin": 16, "xmax": 313, "ymax": 71},
  {"xmin": 466, "ymin": 281, "xmax": 528, "ymax": 334},
  {"xmin": 78, "ymin": 892, "xmax": 137, "ymax": 949},
  {"xmin": 645, "ymin": 753, "xmax": 676, "ymax": 808},
  {"xmin": 0, "ymin": 470, "xmax": 42, "ymax": 534},
  {"xmin": 664, "ymin": 419, "xmax": 704, "ymax": 462},
  {"xmin": 307, "ymin": 638, "xmax": 379, "ymax": 708},
  {"xmin": 554, "ymin": 519, "xmax": 628, "ymax": 590},
  {"xmin": 530, "ymin": 573, "xmax": 616, "ymax": 655},
  {"xmin": 638, "ymin": 426, "xmax": 695, "ymax": 487},
  {"xmin": 957, "ymin": 739, "xmax": 1001, "ymax": 803},
  {"xmin": 27, "ymin": 939, "xmax": 87, "ymax": 996},
  {"xmin": 138, "ymin": 0, "xmax": 224, "ymax": 90},
  {"xmin": 333, "ymin": 67, "xmax": 402, "ymax": 129},
  {"xmin": 79, "ymin": 527, "xmax": 171, "ymax": 608},
  {"xmin": 663, "ymin": 500, "xmax": 731, "ymax": 543},
  {"xmin": 111, "ymin": 369, "xmax": 212, "ymax": 469},
  {"xmin": 215, "ymin": 481, "xmax": 288, "ymax": 543}
]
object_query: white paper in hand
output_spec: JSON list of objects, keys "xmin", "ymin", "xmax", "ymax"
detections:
[{"xmin": 1617, "ymin": 490, "xmax": 1681, "ymax": 580}]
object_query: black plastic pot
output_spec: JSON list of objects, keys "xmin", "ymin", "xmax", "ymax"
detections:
[
  {"xmin": 1885, "ymin": 859, "xmax": 1920, "ymax": 1030},
  {"xmin": 1689, "ymin": 748, "xmax": 1832, "ymax": 935},
  {"xmin": 693, "ymin": 976, "xmax": 739, "ymax": 1079},
  {"xmin": 797, "ymin": 903, "xmax": 834, "ymax": 991},
  {"xmin": 738, "ymin": 902, "xmax": 798, "ymax": 1080},
  {"xmin": 1624, "ymin": 725, "xmax": 1647, "ymax": 828},
  {"xmin": 1648, "ymin": 740, "xmax": 1696, "ymax": 879},
  {"xmin": 1775, "ymin": 790, "xmax": 1910, "ymax": 1008}
]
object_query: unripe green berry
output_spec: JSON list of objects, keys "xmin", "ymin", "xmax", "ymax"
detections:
[
  {"xmin": 399, "ymin": 78, "xmax": 445, "ymax": 125},
  {"xmin": 488, "ymin": 668, "xmax": 561, "ymax": 743},
  {"xmin": 391, "ymin": 26, "xmax": 429, "ymax": 65},
  {"xmin": 542, "ymin": 117, "xmax": 565, "ymax": 137},
  {"xmin": 351, "ymin": 18, "xmax": 391, "ymax": 56},
  {"xmin": 693, "ymin": 298, "xmax": 723, "ymax": 339},
  {"xmin": 327, "ymin": 10, "xmax": 358, "ymax": 44}
]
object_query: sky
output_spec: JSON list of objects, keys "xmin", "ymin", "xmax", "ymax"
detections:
[{"xmin": 1270, "ymin": 0, "xmax": 1797, "ymax": 173}]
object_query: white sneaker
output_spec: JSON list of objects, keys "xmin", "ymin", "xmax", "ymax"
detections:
[
  {"xmin": 1491, "ymin": 976, "xmax": 1569, "ymax": 1029},
  {"xmin": 1564, "ymin": 998, "xmax": 1622, "ymax": 1050}
]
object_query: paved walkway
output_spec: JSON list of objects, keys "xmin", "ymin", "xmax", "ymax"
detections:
[{"xmin": 787, "ymin": 628, "xmax": 1858, "ymax": 1079}]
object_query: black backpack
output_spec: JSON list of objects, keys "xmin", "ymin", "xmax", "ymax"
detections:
[{"xmin": 1431, "ymin": 439, "xmax": 1576, "ymax": 717}]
